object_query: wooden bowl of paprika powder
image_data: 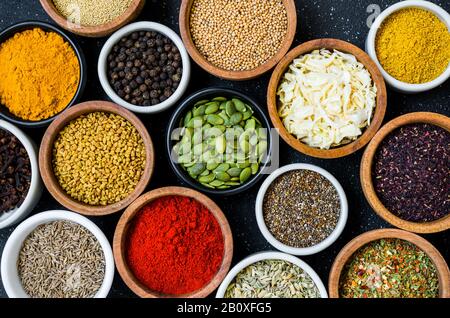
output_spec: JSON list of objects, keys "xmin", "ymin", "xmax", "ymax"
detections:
[
  {"xmin": 360, "ymin": 112, "xmax": 450, "ymax": 234},
  {"xmin": 328, "ymin": 229, "xmax": 450, "ymax": 298},
  {"xmin": 113, "ymin": 186, "xmax": 233, "ymax": 298}
]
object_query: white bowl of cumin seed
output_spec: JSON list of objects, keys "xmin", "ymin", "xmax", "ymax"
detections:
[
  {"xmin": 255, "ymin": 163, "xmax": 348, "ymax": 256},
  {"xmin": 1, "ymin": 210, "xmax": 115, "ymax": 298}
]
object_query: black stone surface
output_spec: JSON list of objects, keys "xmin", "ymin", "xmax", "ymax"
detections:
[{"xmin": 0, "ymin": 0, "xmax": 448, "ymax": 298}]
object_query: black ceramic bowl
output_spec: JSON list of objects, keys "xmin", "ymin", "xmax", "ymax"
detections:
[
  {"xmin": 166, "ymin": 87, "xmax": 273, "ymax": 196},
  {"xmin": 0, "ymin": 21, "xmax": 86, "ymax": 128}
]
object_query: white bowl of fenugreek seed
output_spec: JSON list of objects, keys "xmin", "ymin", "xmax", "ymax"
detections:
[
  {"xmin": 216, "ymin": 251, "xmax": 328, "ymax": 298},
  {"xmin": 366, "ymin": 0, "xmax": 450, "ymax": 93},
  {"xmin": 1, "ymin": 210, "xmax": 115, "ymax": 298},
  {"xmin": 255, "ymin": 164, "xmax": 348, "ymax": 256}
]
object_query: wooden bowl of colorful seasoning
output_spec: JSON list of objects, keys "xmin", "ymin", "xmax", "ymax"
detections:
[
  {"xmin": 39, "ymin": 0, "xmax": 145, "ymax": 38},
  {"xmin": 366, "ymin": 0, "xmax": 450, "ymax": 94},
  {"xmin": 360, "ymin": 112, "xmax": 450, "ymax": 234},
  {"xmin": 267, "ymin": 38, "xmax": 387, "ymax": 159},
  {"xmin": 39, "ymin": 101, "xmax": 154, "ymax": 216},
  {"xmin": 179, "ymin": 0, "xmax": 297, "ymax": 81},
  {"xmin": 0, "ymin": 21, "xmax": 86, "ymax": 128},
  {"xmin": 113, "ymin": 186, "xmax": 233, "ymax": 298},
  {"xmin": 328, "ymin": 229, "xmax": 450, "ymax": 298}
]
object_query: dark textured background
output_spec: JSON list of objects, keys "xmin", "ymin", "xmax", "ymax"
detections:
[{"xmin": 0, "ymin": 0, "xmax": 448, "ymax": 298}]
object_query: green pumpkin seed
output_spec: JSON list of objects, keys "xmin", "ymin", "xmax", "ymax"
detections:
[
  {"xmin": 227, "ymin": 167, "xmax": 242, "ymax": 177},
  {"xmin": 225, "ymin": 101, "xmax": 236, "ymax": 116},
  {"xmin": 206, "ymin": 162, "xmax": 219, "ymax": 171},
  {"xmin": 245, "ymin": 119, "xmax": 256, "ymax": 130},
  {"xmin": 257, "ymin": 128, "xmax": 267, "ymax": 140},
  {"xmin": 206, "ymin": 114, "xmax": 224, "ymax": 125},
  {"xmin": 192, "ymin": 130, "xmax": 203, "ymax": 145},
  {"xmin": 251, "ymin": 163, "xmax": 259, "ymax": 174},
  {"xmin": 219, "ymin": 101, "xmax": 227, "ymax": 110},
  {"xmin": 187, "ymin": 117, "xmax": 204, "ymax": 128},
  {"xmin": 232, "ymin": 98, "xmax": 246, "ymax": 112},
  {"xmin": 194, "ymin": 99, "xmax": 209, "ymax": 107},
  {"xmin": 225, "ymin": 181, "xmax": 241, "ymax": 186},
  {"xmin": 216, "ymin": 172, "xmax": 231, "ymax": 182},
  {"xmin": 212, "ymin": 97, "xmax": 227, "ymax": 102},
  {"xmin": 218, "ymin": 111, "xmax": 229, "ymax": 122},
  {"xmin": 240, "ymin": 139, "xmax": 250, "ymax": 153},
  {"xmin": 214, "ymin": 163, "xmax": 230, "ymax": 173},
  {"xmin": 183, "ymin": 111, "xmax": 193, "ymax": 127},
  {"xmin": 183, "ymin": 161, "xmax": 196, "ymax": 168},
  {"xmin": 237, "ymin": 161, "xmax": 250, "ymax": 169},
  {"xmin": 215, "ymin": 135, "xmax": 226, "ymax": 154},
  {"xmin": 249, "ymin": 133, "xmax": 259, "ymax": 146},
  {"xmin": 201, "ymin": 182, "xmax": 215, "ymax": 189},
  {"xmin": 204, "ymin": 127, "xmax": 222, "ymax": 139},
  {"xmin": 193, "ymin": 104, "xmax": 206, "ymax": 117},
  {"xmin": 188, "ymin": 163, "xmax": 205, "ymax": 176},
  {"xmin": 199, "ymin": 173, "xmax": 215, "ymax": 183},
  {"xmin": 205, "ymin": 102, "xmax": 220, "ymax": 114},
  {"xmin": 242, "ymin": 109, "xmax": 253, "ymax": 120},
  {"xmin": 240, "ymin": 167, "xmax": 252, "ymax": 183},
  {"xmin": 216, "ymin": 125, "xmax": 226, "ymax": 133},
  {"xmin": 209, "ymin": 180, "xmax": 224, "ymax": 187},
  {"xmin": 230, "ymin": 112, "xmax": 243, "ymax": 125},
  {"xmin": 217, "ymin": 185, "xmax": 231, "ymax": 189},
  {"xmin": 230, "ymin": 177, "xmax": 240, "ymax": 182},
  {"xmin": 200, "ymin": 169, "xmax": 210, "ymax": 177},
  {"xmin": 178, "ymin": 153, "xmax": 192, "ymax": 164},
  {"xmin": 258, "ymin": 140, "xmax": 268, "ymax": 155}
]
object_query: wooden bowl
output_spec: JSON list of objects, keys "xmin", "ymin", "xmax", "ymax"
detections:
[
  {"xmin": 39, "ymin": 101, "xmax": 154, "ymax": 216},
  {"xmin": 113, "ymin": 186, "xmax": 233, "ymax": 298},
  {"xmin": 328, "ymin": 229, "xmax": 450, "ymax": 298},
  {"xmin": 39, "ymin": 0, "xmax": 145, "ymax": 37},
  {"xmin": 360, "ymin": 112, "xmax": 450, "ymax": 233},
  {"xmin": 179, "ymin": 0, "xmax": 297, "ymax": 81},
  {"xmin": 267, "ymin": 38, "xmax": 387, "ymax": 159}
]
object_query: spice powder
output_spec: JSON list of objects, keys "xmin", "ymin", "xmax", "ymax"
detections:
[{"xmin": 263, "ymin": 170, "xmax": 340, "ymax": 248}]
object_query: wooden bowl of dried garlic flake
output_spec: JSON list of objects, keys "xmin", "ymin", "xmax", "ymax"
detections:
[
  {"xmin": 267, "ymin": 38, "xmax": 387, "ymax": 159},
  {"xmin": 40, "ymin": 0, "xmax": 145, "ymax": 37}
]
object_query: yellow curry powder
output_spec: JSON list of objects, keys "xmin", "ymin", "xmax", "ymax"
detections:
[
  {"xmin": 376, "ymin": 8, "xmax": 450, "ymax": 84},
  {"xmin": 0, "ymin": 28, "xmax": 80, "ymax": 121}
]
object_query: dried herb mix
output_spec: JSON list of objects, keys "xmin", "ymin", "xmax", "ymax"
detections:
[
  {"xmin": 263, "ymin": 170, "xmax": 340, "ymax": 248},
  {"xmin": 339, "ymin": 239, "xmax": 439, "ymax": 298},
  {"xmin": 18, "ymin": 220, "xmax": 105, "ymax": 298},
  {"xmin": 373, "ymin": 123, "xmax": 449, "ymax": 222},
  {"xmin": 0, "ymin": 129, "xmax": 31, "ymax": 214}
]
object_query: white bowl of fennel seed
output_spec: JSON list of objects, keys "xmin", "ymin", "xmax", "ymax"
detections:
[{"xmin": 1, "ymin": 210, "xmax": 114, "ymax": 298}]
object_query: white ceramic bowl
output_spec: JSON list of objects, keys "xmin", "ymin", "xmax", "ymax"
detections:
[
  {"xmin": 366, "ymin": 0, "xmax": 450, "ymax": 93},
  {"xmin": 0, "ymin": 120, "xmax": 42, "ymax": 229},
  {"xmin": 98, "ymin": 21, "xmax": 191, "ymax": 114},
  {"xmin": 1, "ymin": 210, "xmax": 115, "ymax": 298},
  {"xmin": 216, "ymin": 251, "xmax": 328, "ymax": 298},
  {"xmin": 255, "ymin": 163, "xmax": 348, "ymax": 256}
]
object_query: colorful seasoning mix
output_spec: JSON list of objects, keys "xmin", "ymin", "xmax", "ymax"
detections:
[
  {"xmin": 126, "ymin": 196, "xmax": 224, "ymax": 295},
  {"xmin": 18, "ymin": 220, "xmax": 105, "ymax": 298},
  {"xmin": 190, "ymin": 0, "xmax": 288, "ymax": 71},
  {"xmin": 53, "ymin": 0, "xmax": 133, "ymax": 27},
  {"xmin": 263, "ymin": 170, "xmax": 340, "ymax": 248},
  {"xmin": 107, "ymin": 31, "xmax": 183, "ymax": 106},
  {"xmin": 0, "ymin": 129, "xmax": 31, "ymax": 214},
  {"xmin": 339, "ymin": 239, "xmax": 439, "ymax": 298},
  {"xmin": 376, "ymin": 8, "xmax": 450, "ymax": 84},
  {"xmin": 52, "ymin": 112, "xmax": 146, "ymax": 206},
  {"xmin": 0, "ymin": 28, "xmax": 80, "ymax": 121},
  {"xmin": 373, "ymin": 123, "xmax": 449, "ymax": 222},
  {"xmin": 225, "ymin": 260, "xmax": 320, "ymax": 298}
]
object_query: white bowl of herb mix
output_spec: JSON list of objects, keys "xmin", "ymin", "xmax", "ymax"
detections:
[
  {"xmin": 216, "ymin": 251, "xmax": 328, "ymax": 298},
  {"xmin": 98, "ymin": 21, "xmax": 191, "ymax": 114},
  {"xmin": 366, "ymin": 0, "xmax": 450, "ymax": 93},
  {"xmin": 255, "ymin": 164, "xmax": 348, "ymax": 256},
  {"xmin": 1, "ymin": 210, "xmax": 115, "ymax": 298},
  {"xmin": 0, "ymin": 120, "xmax": 43, "ymax": 229}
]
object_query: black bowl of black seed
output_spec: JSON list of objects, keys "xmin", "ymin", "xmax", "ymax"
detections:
[{"xmin": 98, "ymin": 22, "xmax": 190, "ymax": 114}]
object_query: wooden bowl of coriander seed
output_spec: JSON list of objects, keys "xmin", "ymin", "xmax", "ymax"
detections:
[
  {"xmin": 39, "ymin": 0, "xmax": 146, "ymax": 37},
  {"xmin": 179, "ymin": 0, "xmax": 297, "ymax": 81},
  {"xmin": 39, "ymin": 101, "xmax": 154, "ymax": 216}
]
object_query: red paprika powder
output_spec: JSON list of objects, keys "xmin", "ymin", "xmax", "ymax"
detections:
[{"xmin": 126, "ymin": 195, "xmax": 224, "ymax": 295}]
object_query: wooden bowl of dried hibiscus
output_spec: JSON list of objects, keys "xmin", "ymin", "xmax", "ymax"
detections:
[
  {"xmin": 328, "ymin": 229, "xmax": 450, "ymax": 298},
  {"xmin": 113, "ymin": 186, "xmax": 233, "ymax": 298},
  {"xmin": 360, "ymin": 112, "xmax": 450, "ymax": 234}
]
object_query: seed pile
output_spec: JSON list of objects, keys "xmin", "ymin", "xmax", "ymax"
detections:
[
  {"xmin": 52, "ymin": 112, "xmax": 146, "ymax": 206},
  {"xmin": 190, "ymin": 0, "xmax": 288, "ymax": 71},
  {"xmin": 225, "ymin": 260, "xmax": 320, "ymax": 298},
  {"xmin": 18, "ymin": 221, "xmax": 105, "ymax": 298},
  {"xmin": 0, "ymin": 129, "xmax": 31, "ymax": 213},
  {"xmin": 174, "ymin": 97, "xmax": 268, "ymax": 190},
  {"xmin": 373, "ymin": 123, "xmax": 449, "ymax": 222},
  {"xmin": 263, "ymin": 170, "xmax": 340, "ymax": 248},
  {"xmin": 339, "ymin": 239, "xmax": 439, "ymax": 298},
  {"xmin": 108, "ymin": 31, "xmax": 183, "ymax": 106},
  {"xmin": 53, "ymin": 0, "xmax": 133, "ymax": 26}
]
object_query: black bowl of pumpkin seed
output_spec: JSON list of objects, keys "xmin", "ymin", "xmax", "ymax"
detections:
[{"xmin": 167, "ymin": 88, "xmax": 272, "ymax": 195}]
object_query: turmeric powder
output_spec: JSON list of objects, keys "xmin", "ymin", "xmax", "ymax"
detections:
[
  {"xmin": 0, "ymin": 28, "xmax": 80, "ymax": 121},
  {"xmin": 375, "ymin": 8, "xmax": 450, "ymax": 84}
]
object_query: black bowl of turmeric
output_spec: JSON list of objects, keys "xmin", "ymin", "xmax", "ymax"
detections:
[{"xmin": 0, "ymin": 21, "xmax": 86, "ymax": 128}]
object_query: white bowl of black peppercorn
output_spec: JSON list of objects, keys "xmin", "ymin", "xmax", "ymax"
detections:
[
  {"xmin": 0, "ymin": 120, "xmax": 43, "ymax": 229},
  {"xmin": 98, "ymin": 22, "xmax": 191, "ymax": 114}
]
